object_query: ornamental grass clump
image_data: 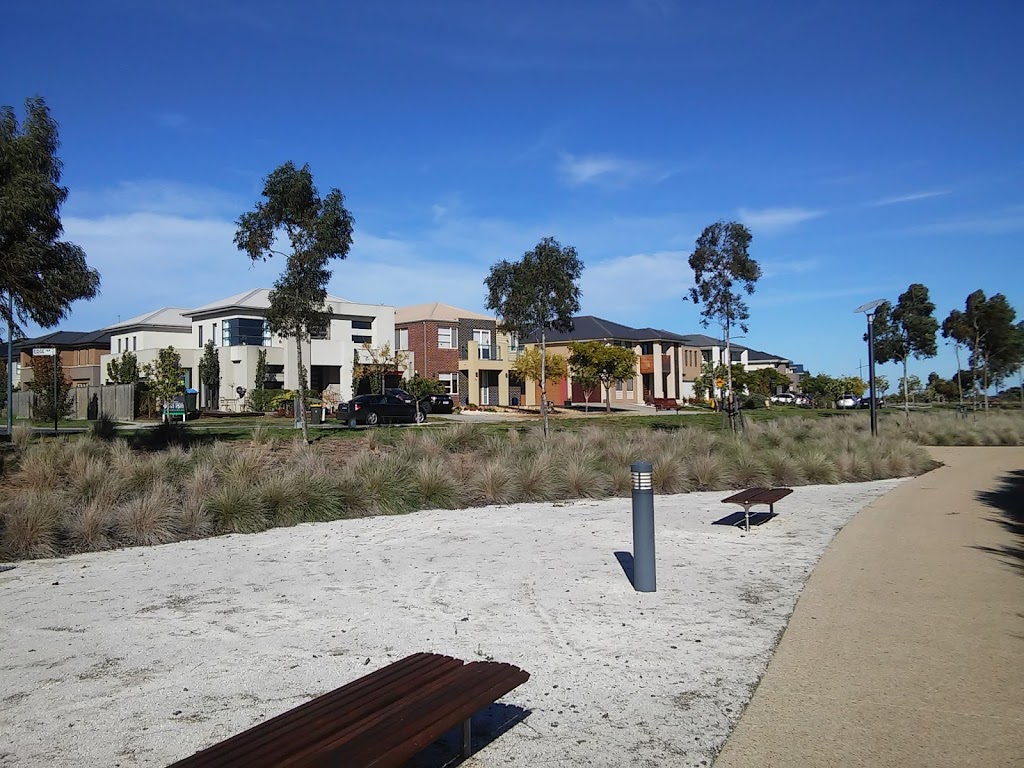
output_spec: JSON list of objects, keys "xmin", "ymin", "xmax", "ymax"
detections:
[
  {"xmin": 512, "ymin": 451, "xmax": 560, "ymax": 502},
  {"xmin": 470, "ymin": 460, "xmax": 516, "ymax": 505},
  {"xmin": 411, "ymin": 456, "xmax": 466, "ymax": 509},
  {"xmin": 560, "ymin": 451, "xmax": 610, "ymax": 499},
  {"xmin": 0, "ymin": 489, "xmax": 62, "ymax": 559},
  {"xmin": 115, "ymin": 481, "xmax": 181, "ymax": 546}
]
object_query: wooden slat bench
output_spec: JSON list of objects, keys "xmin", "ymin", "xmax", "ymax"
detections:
[
  {"xmin": 721, "ymin": 487, "xmax": 794, "ymax": 532},
  {"xmin": 168, "ymin": 652, "xmax": 529, "ymax": 768},
  {"xmin": 649, "ymin": 398, "xmax": 681, "ymax": 411}
]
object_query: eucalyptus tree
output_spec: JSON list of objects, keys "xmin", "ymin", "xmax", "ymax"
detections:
[
  {"xmin": 686, "ymin": 221, "xmax": 761, "ymax": 429},
  {"xmin": 1, "ymin": 97, "xmax": 100, "ymax": 433},
  {"xmin": 870, "ymin": 283, "xmax": 938, "ymax": 416},
  {"xmin": 235, "ymin": 162, "xmax": 354, "ymax": 442},
  {"xmin": 485, "ymin": 237, "xmax": 583, "ymax": 437}
]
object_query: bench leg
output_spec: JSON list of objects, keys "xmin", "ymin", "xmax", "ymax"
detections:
[
  {"xmin": 462, "ymin": 717, "xmax": 472, "ymax": 759},
  {"xmin": 743, "ymin": 503, "xmax": 753, "ymax": 532}
]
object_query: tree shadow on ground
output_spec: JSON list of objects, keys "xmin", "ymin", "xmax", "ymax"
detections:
[
  {"xmin": 973, "ymin": 469, "xmax": 1024, "ymax": 576},
  {"xmin": 408, "ymin": 703, "xmax": 531, "ymax": 767}
]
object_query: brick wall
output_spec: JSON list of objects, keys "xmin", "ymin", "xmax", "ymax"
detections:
[{"xmin": 398, "ymin": 320, "xmax": 459, "ymax": 379}]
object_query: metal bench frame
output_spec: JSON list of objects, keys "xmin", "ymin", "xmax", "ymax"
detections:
[
  {"xmin": 721, "ymin": 487, "xmax": 794, "ymax": 532},
  {"xmin": 168, "ymin": 653, "xmax": 529, "ymax": 768}
]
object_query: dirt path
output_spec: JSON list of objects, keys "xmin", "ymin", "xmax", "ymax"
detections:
[{"xmin": 714, "ymin": 447, "xmax": 1024, "ymax": 768}]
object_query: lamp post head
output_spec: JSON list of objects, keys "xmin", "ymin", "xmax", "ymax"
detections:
[{"xmin": 853, "ymin": 299, "xmax": 887, "ymax": 317}]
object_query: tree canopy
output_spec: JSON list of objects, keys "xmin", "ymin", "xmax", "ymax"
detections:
[
  {"xmin": 942, "ymin": 290, "xmax": 1023, "ymax": 408},
  {"xmin": 687, "ymin": 221, "xmax": 760, "ymax": 428},
  {"xmin": 568, "ymin": 341, "xmax": 638, "ymax": 412},
  {"xmin": 1, "ymin": 97, "xmax": 100, "ymax": 336},
  {"xmin": 486, "ymin": 236, "xmax": 583, "ymax": 435},
  {"xmin": 871, "ymin": 283, "xmax": 938, "ymax": 415},
  {"xmin": 512, "ymin": 347, "xmax": 568, "ymax": 387},
  {"xmin": 235, "ymin": 161, "xmax": 354, "ymax": 442},
  {"xmin": 198, "ymin": 340, "xmax": 221, "ymax": 408},
  {"xmin": 106, "ymin": 351, "xmax": 139, "ymax": 385}
]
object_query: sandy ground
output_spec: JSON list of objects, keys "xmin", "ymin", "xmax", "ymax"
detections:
[{"xmin": 0, "ymin": 480, "xmax": 902, "ymax": 768}]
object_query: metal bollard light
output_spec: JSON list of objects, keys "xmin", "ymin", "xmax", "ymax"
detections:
[{"xmin": 630, "ymin": 460, "xmax": 656, "ymax": 592}]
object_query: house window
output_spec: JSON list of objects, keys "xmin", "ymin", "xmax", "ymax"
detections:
[
  {"xmin": 473, "ymin": 329, "xmax": 492, "ymax": 359},
  {"xmin": 439, "ymin": 373, "xmax": 457, "ymax": 395},
  {"xmin": 395, "ymin": 328, "xmax": 409, "ymax": 349},
  {"xmin": 223, "ymin": 318, "xmax": 267, "ymax": 346},
  {"xmin": 438, "ymin": 327, "xmax": 456, "ymax": 349},
  {"xmin": 117, "ymin": 339, "xmax": 122, "ymax": 353},
  {"xmin": 199, "ymin": 326, "xmax": 204, "ymax": 346},
  {"xmin": 627, "ymin": 378, "xmax": 634, "ymax": 392},
  {"xmin": 616, "ymin": 379, "xmax": 624, "ymax": 392},
  {"xmin": 509, "ymin": 333, "xmax": 520, "ymax": 351},
  {"xmin": 212, "ymin": 323, "xmax": 218, "ymax": 346},
  {"xmin": 352, "ymin": 335, "xmax": 373, "ymax": 344},
  {"xmin": 132, "ymin": 336, "xmax": 137, "ymax": 351},
  {"xmin": 352, "ymin": 319, "xmax": 373, "ymax": 330},
  {"xmin": 310, "ymin": 320, "xmax": 329, "ymax": 340},
  {"xmin": 639, "ymin": 342, "xmax": 653, "ymax": 354}
]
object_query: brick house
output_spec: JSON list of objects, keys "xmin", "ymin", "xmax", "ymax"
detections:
[{"xmin": 394, "ymin": 303, "xmax": 523, "ymax": 406}]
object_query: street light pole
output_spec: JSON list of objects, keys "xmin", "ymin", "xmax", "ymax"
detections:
[
  {"xmin": 866, "ymin": 311, "xmax": 878, "ymax": 437},
  {"xmin": 854, "ymin": 299, "xmax": 886, "ymax": 438}
]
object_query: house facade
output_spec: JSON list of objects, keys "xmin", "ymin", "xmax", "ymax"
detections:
[
  {"xmin": 523, "ymin": 316, "xmax": 705, "ymax": 407},
  {"xmin": 16, "ymin": 330, "xmax": 114, "ymax": 389},
  {"xmin": 395, "ymin": 303, "xmax": 523, "ymax": 406},
  {"xmin": 101, "ymin": 289, "xmax": 396, "ymax": 410}
]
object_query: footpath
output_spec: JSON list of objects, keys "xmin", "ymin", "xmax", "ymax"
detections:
[{"xmin": 714, "ymin": 446, "xmax": 1024, "ymax": 768}]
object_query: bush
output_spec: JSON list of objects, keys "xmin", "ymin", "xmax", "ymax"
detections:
[
  {"xmin": 91, "ymin": 413, "xmax": 118, "ymax": 441},
  {"xmin": 741, "ymin": 394, "xmax": 769, "ymax": 410}
]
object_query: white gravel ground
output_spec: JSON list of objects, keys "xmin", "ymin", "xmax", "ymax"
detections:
[{"xmin": 0, "ymin": 479, "xmax": 903, "ymax": 768}]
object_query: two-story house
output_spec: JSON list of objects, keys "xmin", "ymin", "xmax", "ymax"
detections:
[
  {"xmin": 15, "ymin": 329, "xmax": 113, "ymax": 389},
  {"xmin": 394, "ymin": 303, "xmax": 522, "ymax": 406},
  {"xmin": 524, "ymin": 316, "xmax": 705, "ymax": 407},
  {"xmin": 102, "ymin": 289, "xmax": 396, "ymax": 410}
]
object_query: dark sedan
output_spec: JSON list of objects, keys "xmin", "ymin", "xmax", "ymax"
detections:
[
  {"xmin": 338, "ymin": 394, "xmax": 426, "ymax": 427},
  {"xmin": 420, "ymin": 393, "xmax": 455, "ymax": 414},
  {"xmin": 858, "ymin": 395, "xmax": 886, "ymax": 409}
]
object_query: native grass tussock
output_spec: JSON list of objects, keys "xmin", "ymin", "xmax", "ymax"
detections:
[{"xmin": 7, "ymin": 411, "xmax": 1019, "ymax": 561}]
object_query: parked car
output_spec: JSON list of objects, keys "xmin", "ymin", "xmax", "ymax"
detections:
[
  {"xmin": 770, "ymin": 393, "xmax": 798, "ymax": 405},
  {"xmin": 385, "ymin": 388, "xmax": 416, "ymax": 405},
  {"xmin": 836, "ymin": 393, "xmax": 859, "ymax": 409},
  {"xmin": 338, "ymin": 394, "xmax": 426, "ymax": 427},
  {"xmin": 420, "ymin": 393, "xmax": 455, "ymax": 414},
  {"xmin": 858, "ymin": 395, "xmax": 885, "ymax": 409}
]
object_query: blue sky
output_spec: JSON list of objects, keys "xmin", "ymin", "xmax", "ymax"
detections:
[{"xmin": 4, "ymin": 0, "xmax": 1023, "ymax": 385}]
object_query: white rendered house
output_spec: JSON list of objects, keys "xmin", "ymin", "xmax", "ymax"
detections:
[{"xmin": 101, "ymin": 289, "xmax": 396, "ymax": 411}]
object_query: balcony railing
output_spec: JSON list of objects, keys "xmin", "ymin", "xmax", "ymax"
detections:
[{"xmin": 478, "ymin": 345, "xmax": 495, "ymax": 360}]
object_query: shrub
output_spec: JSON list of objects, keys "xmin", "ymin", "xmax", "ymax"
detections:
[
  {"xmin": 560, "ymin": 451, "xmax": 610, "ymax": 499},
  {"xmin": 470, "ymin": 460, "xmax": 515, "ymax": 505},
  {"xmin": 687, "ymin": 452, "xmax": 732, "ymax": 491},
  {"xmin": 91, "ymin": 413, "xmax": 118, "ymax": 441},
  {"xmin": 11, "ymin": 423, "xmax": 33, "ymax": 453},
  {"xmin": 0, "ymin": 490, "xmax": 62, "ymax": 559},
  {"xmin": 411, "ymin": 456, "xmax": 465, "ymax": 509},
  {"xmin": 513, "ymin": 451, "xmax": 560, "ymax": 502},
  {"xmin": 115, "ymin": 482, "xmax": 181, "ymax": 546}
]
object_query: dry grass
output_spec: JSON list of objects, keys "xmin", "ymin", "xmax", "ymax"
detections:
[{"xmin": 2, "ymin": 412, "xmax": 985, "ymax": 562}]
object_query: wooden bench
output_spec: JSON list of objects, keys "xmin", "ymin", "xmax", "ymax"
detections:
[
  {"xmin": 721, "ymin": 487, "xmax": 794, "ymax": 532},
  {"xmin": 649, "ymin": 398, "xmax": 681, "ymax": 411},
  {"xmin": 168, "ymin": 653, "xmax": 529, "ymax": 768}
]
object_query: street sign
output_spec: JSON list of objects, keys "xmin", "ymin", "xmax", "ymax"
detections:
[{"xmin": 32, "ymin": 347, "xmax": 56, "ymax": 356}]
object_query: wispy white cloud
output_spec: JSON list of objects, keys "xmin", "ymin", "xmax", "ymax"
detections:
[
  {"xmin": 155, "ymin": 112, "xmax": 187, "ymax": 129},
  {"xmin": 868, "ymin": 189, "xmax": 951, "ymax": 206},
  {"xmin": 760, "ymin": 257, "xmax": 820, "ymax": 278},
  {"xmin": 581, "ymin": 251, "xmax": 691, "ymax": 317},
  {"xmin": 558, "ymin": 152, "xmax": 666, "ymax": 187},
  {"xmin": 737, "ymin": 206, "xmax": 824, "ymax": 234},
  {"xmin": 751, "ymin": 284, "xmax": 898, "ymax": 308},
  {"xmin": 67, "ymin": 180, "xmax": 244, "ymax": 219},
  {"xmin": 906, "ymin": 206, "xmax": 1024, "ymax": 235}
]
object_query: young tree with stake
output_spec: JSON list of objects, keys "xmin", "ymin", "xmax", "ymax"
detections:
[
  {"xmin": 485, "ymin": 237, "xmax": 583, "ymax": 437},
  {"xmin": 686, "ymin": 222, "xmax": 761, "ymax": 430},
  {"xmin": 235, "ymin": 162, "xmax": 354, "ymax": 443}
]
